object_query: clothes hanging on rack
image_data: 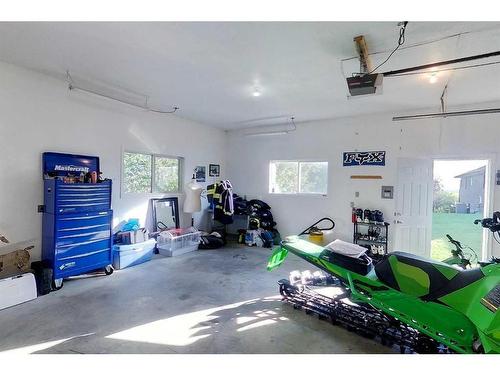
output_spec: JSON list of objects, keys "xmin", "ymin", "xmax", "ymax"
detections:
[{"xmin": 207, "ymin": 180, "xmax": 234, "ymax": 224}]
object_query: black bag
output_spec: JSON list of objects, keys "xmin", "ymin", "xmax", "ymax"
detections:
[
  {"xmin": 31, "ymin": 260, "xmax": 53, "ymax": 295},
  {"xmin": 247, "ymin": 199, "xmax": 271, "ymax": 211},
  {"xmin": 198, "ymin": 235, "xmax": 225, "ymax": 249},
  {"xmin": 260, "ymin": 231, "xmax": 274, "ymax": 248}
]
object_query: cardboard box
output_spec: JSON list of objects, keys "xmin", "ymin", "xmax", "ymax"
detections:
[
  {"xmin": 0, "ymin": 240, "xmax": 34, "ymax": 278},
  {"xmin": 117, "ymin": 228, "xmax": 149, "ymax": 245}
]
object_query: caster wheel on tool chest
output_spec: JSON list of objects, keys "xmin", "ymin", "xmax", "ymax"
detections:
[
  {"xmin": 104, "ymin": 265, "xmax": 114, "ymax": 275},
  {"xmin": 52, "ymin": 278, "xmax": 64, "ymax": 291}
]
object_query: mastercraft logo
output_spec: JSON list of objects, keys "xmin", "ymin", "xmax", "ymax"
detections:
[
  {"xmin": 59, "ymin": 262, "xmax": 76, "ymax": 270},
  {"xmin": 54, "ymin": 164, "xmax": 90, "ymax": 173}
]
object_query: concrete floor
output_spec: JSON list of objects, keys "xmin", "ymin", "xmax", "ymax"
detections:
[{"xmin": 0, "ymin": 245, "xmax": 394, "ymax": 354}]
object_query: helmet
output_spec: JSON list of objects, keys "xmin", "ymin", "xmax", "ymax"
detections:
[
  {"xmin": 364, "ymin": 209, "xmax": 372, "ymax": 222},
  {"xmin": 373, "ymin": 210, "xmax": 384, "ymax": 223},
  {"xmin": 248, "ymin": 217, "xmax": 260, "ymax": 230}
]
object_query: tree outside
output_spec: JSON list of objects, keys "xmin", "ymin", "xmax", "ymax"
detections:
[
  {"xmin": 154, "ymin": 157, "xmax": 180, "ymax": 193},
  {"xmin": 123, "ymin": 152, "xmax": 152, "ymax": 193},
  {"xmin": 299, "ymin": 162, "xmax": 328, "ymax": 194},
  {"xmin": 433, "ymin": 177, "xmax": 458, "ymax": 213},
  {"xmin": 271, "ymin": 161, "xmax": 327, "ymax": 194},
  {"xmin": 123, "ymin": 153, "xmax": 180, "ymax": 193},
  {"xmin": 272, "ymin": 162, "xmax": 298, "ymax": 193}
]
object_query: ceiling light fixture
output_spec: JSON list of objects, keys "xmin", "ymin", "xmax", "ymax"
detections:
[
  {"xmin": 429, "ymin": 72, "xmax": 438, "ymax": 84},
  {"xmin": 66, "ymin": 71, "xmax": 179, "ymax": 114},
  {"xmin": 252, "ymin": 88, "xmax": 261, "ymax": 97},
  {"xmin": 244, "ymin": 116, "xmax": 297, "ymax": 137}
]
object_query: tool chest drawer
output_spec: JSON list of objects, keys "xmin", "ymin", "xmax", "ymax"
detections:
[
  {"xmin": 43, "ymin": 210, "xmax": 113, "ymax": 279},
  {"xmin": 56, "ymin": 228, "xmax": 111, "ymax": 248},
  {"xmin": 54, "ymin": 244, "xmax": 112, "ymax": 278},
  {"xmin": 44, "ymin": 180, "xmax": 112, "ymax": 214},
  {"xmin": 56, "ymin": 211, "xmax": 112, "ymax": 231},
  {"xmin": 55, "ymin": 237, "xmax": 112, "ymax": 262}
]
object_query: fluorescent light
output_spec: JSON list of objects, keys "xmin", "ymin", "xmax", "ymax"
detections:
[
  {"xmin": 429, "ymin": 73, "xmax": 438, "ymax": 84},
  {"xmin": 244, "ymin": 116, "xmax": 297, "ymax": 137},
  {"xmin": 245, "ymin": 130, "xmax": 289, "ymax": 137}
]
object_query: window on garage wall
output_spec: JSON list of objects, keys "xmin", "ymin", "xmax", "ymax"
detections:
[
  {"xmin": 269, "ymin": 160, "xmax": 328, "ymax": 195},
  {"xmin": 123, "ymin": 151, "xmax": 182, "ymax": 194}
]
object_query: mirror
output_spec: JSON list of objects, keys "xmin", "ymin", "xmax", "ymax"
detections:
[{"xmin": 151, "ymin": 197, "xmax": 179, "ymax": 232}]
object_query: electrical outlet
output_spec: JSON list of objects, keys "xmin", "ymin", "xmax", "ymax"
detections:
[
  {"xmin": 350, "ymin": 201, "xmax": 355, "ymax": 208},
  {"xmin": 355, "ymin": 191, "xmax": 360, "ymax": 198}
]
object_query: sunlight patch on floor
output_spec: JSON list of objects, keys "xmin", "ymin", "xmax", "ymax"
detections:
[
  {"xmin": 0, "ymin": 333, "xmax": 94, "ymax": 354},
  {"xmin": 236, "ymin": 319, "xmax": 277, "ymax": 332},
  {"xmin": 106, "ymin": 296, "xmax": 283, "ymax": 347}
]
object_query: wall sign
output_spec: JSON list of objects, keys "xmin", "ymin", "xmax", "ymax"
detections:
[
  {"xmin": 43, "ymin": 152, "xmax": 100, "ymax": 177},
  {"xmin": 343, "ymin": 151, "xmax": 386, "ymax": 167}
]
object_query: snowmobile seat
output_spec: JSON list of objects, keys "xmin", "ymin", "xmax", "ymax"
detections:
[
  {"xmin": 320, "ymin": 248, "xmax": 373, "ymax": 275},
  {"xmin": 375, "ymin": 251, "xmax": 484, "ymax": 299}
]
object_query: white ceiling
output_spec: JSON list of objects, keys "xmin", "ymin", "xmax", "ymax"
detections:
[{"xmin": 1, "ymin": 22, "xmax": 500, "ymax": 129}]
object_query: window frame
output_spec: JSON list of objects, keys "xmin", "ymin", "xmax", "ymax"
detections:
[
  {"xmin": 121, "ymin": 150, "xmax": 184, "ymax": 196},
  {"xmin": 269, "ymin": 159, "xmax": 329, "ymax": 196}
]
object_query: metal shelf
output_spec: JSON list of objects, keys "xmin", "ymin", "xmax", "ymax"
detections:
[
  {"xmin": 355, "ymin": 221, "xmax": 389, "ymax": 227},
  {"xmin": 353, "ymin": 220, "xmax": 389, "ymax": 258}
]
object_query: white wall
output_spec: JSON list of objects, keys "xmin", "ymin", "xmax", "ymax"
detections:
[
  {"xmin": 2, "ymin": 58, "xmax": 500, "ymax": 261},
  {"xmin": 0, "ymin": 61, "xmax": 226, "ymax": 260},
  {"xmin": 226, "ymin": 108, "xmax": 500, "ymax": 257}
]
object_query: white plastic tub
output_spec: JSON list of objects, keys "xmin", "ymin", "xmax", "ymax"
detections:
[
  {"xmin": 0, "ymin": 273, "xmax": 37, "ymax": 310},
  {"xmin": 157, "ymin": 228, "xmax": 201, "ymax": 257},
  {"xmin": 113, "ymin": 238, "xmax": 156, "ymax": 269}
]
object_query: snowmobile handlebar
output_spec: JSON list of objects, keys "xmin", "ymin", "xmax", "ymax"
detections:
[
  {"xmin": 475, "ymin": 211, "xmax": 500, "ymax": 232},
  {"xmin": 446, "ymin": 234, "xmax": 462, "ymax": 249}
]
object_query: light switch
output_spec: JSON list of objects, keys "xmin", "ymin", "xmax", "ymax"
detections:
[{"xmin": 381, "ymin": 186, "xmax": 394, "ymax": 199}]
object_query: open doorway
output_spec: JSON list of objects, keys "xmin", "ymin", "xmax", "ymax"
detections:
[{"xmin": 431, "ymin": 159, "xmax": 489, "ymax": 263}]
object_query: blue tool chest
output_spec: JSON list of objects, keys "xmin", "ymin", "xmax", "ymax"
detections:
[{"xmin": 41, "ymin": 152, "xmax": 113, "ymax": 284}]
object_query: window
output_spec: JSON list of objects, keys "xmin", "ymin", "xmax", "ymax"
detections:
[
  {"xmin": 465, "ymin": 176, "xmax": 472, "ymax": 189},
  {"xmin": 269, "ymin": 161, "xmax": 328, "ymax": 194},
  {"xmin": 123, "ymin": 152, "xmax": 182, "ymax": 194}
]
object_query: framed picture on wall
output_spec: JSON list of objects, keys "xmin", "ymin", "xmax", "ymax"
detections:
[
  {"xmin": 209, "ymin": 164, "xmax": 220, "ymax": 177},
  {"xmin": 195, "ymin": 166, "xmax": 206, "ymax": 182}
]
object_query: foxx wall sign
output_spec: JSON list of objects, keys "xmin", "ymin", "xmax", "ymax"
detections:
[{"xmin": 343, "ymin": 151, "xmax": 386, "ymax": 166}]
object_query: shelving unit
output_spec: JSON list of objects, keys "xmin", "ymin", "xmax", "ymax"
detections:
[{"xmin": 353, "ymin": 221, "xmax": 389, "ymax": 261}]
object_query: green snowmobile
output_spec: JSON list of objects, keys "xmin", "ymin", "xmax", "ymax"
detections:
[{"xmin": 267, "ymin": 216, "xmax": 500, "ymax": 353}]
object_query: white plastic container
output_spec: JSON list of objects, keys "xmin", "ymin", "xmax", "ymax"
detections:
[
  {"xmin": 113, "ymin": 238, "xmax": 156, "ymax": 270},
  {"xmin": 0, "ymin": 273, "xmax": 37, "ymax": 311},
  {"xmin": 157, "ymin": 228, "xmax": 201, "ymax": 257}
]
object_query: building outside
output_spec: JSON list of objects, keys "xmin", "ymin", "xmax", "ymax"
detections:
[{"xmin": 455, "ymin": 166, "xmax": 485, "ymax": 214}]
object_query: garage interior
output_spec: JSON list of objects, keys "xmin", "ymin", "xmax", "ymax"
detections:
[{"xmin": 1, "ymin": 16, "xmax": 500, "ymax": 358}]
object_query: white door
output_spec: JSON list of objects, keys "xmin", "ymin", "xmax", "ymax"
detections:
[{"xmin": 394, "ymin": 158, "xmax": 433, "ymax": 257}]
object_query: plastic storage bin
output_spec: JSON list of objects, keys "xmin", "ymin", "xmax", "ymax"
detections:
[
  {"xmin": 113, "ymin": 238, "xmax": 156, "ymax": 270},
  {"xmin": 0, "ymin": 273, "xmax": 37, "ymax": 311},
  {"xmin": 157, "ymin": 228, "xmax": 201, "ymax": 257}
]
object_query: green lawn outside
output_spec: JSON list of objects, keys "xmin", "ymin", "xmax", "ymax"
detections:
[{"xmin": 431, "ymin": 212, "xmax": 483, "ymax": 261}]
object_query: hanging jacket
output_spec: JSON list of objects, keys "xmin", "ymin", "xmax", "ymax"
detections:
[{"xmin": 207, "ymin": 180, "xmax": 234, "ymax": 224}]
